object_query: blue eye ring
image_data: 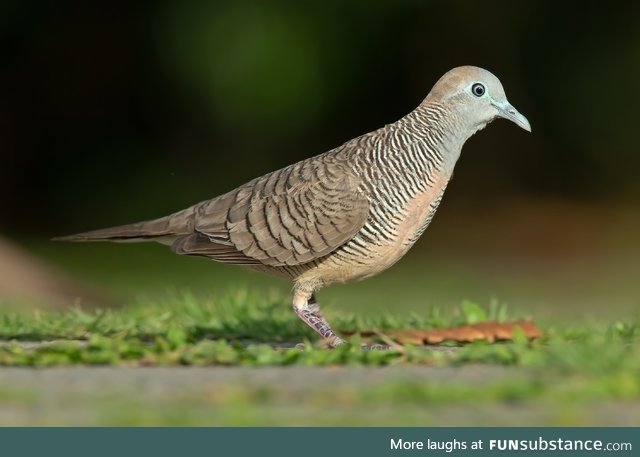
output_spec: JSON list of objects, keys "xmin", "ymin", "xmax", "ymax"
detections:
[{"xmin": 471, "ymin": 83, "xmax": 486, "ymax": 97}]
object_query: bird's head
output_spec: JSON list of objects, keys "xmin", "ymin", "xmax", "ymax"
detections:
[{"xmin": 425, "ymin": 66, "xmax": 531, "ymax": 134}]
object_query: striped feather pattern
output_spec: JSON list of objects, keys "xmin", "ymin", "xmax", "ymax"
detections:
[{"xmin": 56, "ymin": 65, "xmax": 531, "ymax": 344}]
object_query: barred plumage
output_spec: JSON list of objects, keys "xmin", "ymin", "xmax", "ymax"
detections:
[{"xmin": 56, "ymin": 66, "xmax": 531, "ymax": 346}]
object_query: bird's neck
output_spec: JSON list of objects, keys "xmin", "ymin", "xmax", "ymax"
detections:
[{"xmin": 400, "ymin": 103, "xmax": 472, "ymax": 176}]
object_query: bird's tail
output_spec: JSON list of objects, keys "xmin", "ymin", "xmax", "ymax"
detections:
[{"xmin": 53, "ymin": 207, "xmax": 196, "ymax": 244}]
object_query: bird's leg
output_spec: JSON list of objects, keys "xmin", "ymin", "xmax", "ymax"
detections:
[{"xmin": 293, "ymin": 293, "xmax": 345, "ymax": 348}]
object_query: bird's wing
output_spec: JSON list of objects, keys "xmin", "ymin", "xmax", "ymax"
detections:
[{"xmin": 172, "ymin": 153, "xmax": 370, "ymax": 267}]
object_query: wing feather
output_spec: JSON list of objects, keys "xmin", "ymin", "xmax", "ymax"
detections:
[{"xmin": 172, "ymin": 154, "xmax": 369, "ymax": 267}]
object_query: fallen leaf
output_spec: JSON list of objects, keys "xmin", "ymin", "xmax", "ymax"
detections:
[{"xmin": 343, "ymin": 320, "xmax": 541, "ymax": 345}]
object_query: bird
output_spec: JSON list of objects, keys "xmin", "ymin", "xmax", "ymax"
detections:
[{"xmin": 56, "ymin": 66, "xmax": 531, "ymax": 347}]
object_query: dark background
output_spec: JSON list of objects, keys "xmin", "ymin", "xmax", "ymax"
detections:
[
  {"xmin": 2, "ymin": 0, "xmax": 639, "ymax": 235},
  {"xmin": 1, "ymin": 0, "xmax": 638, "ymax": 316}
]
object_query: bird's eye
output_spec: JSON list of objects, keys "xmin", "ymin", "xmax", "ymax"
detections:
[{"xmin": 471, "ymin": 83, "xmax": 486, "ymax": 97}]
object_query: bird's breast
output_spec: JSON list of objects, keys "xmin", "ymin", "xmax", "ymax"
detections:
[
  {"xmin": 372, "ymin": 174, "xmax": 450, "ymax": 267},
  {"xmin": 298, "ymin": 173, "xmax": 451, "ymax": 286}
]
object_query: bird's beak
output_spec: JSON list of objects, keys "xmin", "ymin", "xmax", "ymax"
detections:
[{"xmin": 493, "ymin": 100, "xmax": 531, "ymax": 132}]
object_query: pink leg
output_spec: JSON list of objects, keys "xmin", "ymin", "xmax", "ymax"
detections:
[{"xmin": 293, "ymin": 294, "xmax": 345, "ymax": 348}]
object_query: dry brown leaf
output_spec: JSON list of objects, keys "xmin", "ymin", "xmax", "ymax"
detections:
[{"xmin": 343, "ymin": 320, "xmax": 541, "ymax": 345}]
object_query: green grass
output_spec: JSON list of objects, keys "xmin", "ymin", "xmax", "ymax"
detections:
[
  {"xmin": 0, "ymin": 293, "xmax": 506, "ymax": 365},
  {"xmin": 0, "ymin": 293, "xmax": 639, "ymax": 425},
  {"xmin": 0, "ymin": 291, "xmax": 638, "ymax": 375}
]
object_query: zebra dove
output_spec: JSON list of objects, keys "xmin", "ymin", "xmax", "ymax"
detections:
[{"xmin": 56, "ymin": 66, "xmax": 531, "ymax": 347}]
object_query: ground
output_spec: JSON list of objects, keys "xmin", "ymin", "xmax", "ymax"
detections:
[
  {"xmin": 2, "ymin": 366, "xmax": 639, "ymax": 426},
  {"xmin": 0, "ymin": 287, "xmax": 638, "ymax": 425}
]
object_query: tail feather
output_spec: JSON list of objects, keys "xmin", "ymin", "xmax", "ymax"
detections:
[{"xmin": 53, "ymin": 207, "xmax": 196, "ymax": 243}]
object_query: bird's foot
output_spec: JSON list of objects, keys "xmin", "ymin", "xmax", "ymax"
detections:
[
  {"xmin": 326, "ymin": 335, "xmax": 347, "ymax": 348},
  {"xmin": 294, "ymin": 336, "xmax": 345, "ymax": 350},
  {"xmin": 294, "ymin": 339, "xmax": 390, "ymax": 350}
]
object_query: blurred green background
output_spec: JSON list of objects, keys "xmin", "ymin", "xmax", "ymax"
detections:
[{"xmin": 1, "ymin": 0, "xmax": 639, "ymax": 317}]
